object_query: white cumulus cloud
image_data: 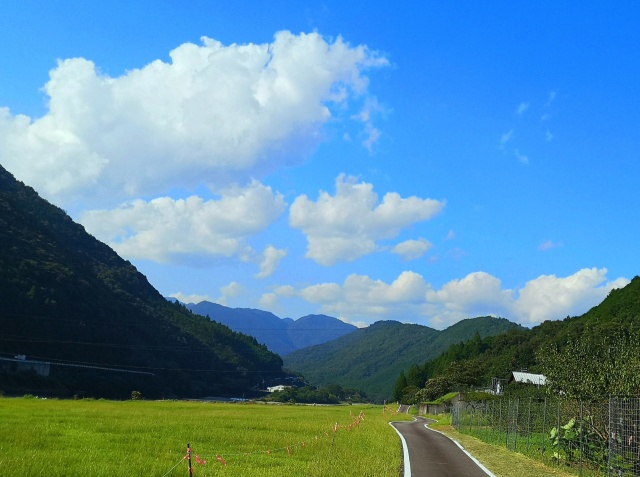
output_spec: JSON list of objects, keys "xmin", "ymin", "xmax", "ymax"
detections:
[
  {"xmin": 289, "ymin": 174, "xmax": 445, "ymax": 265},
  {"xmin": 511, "ymin": 268, "xmax": 629, "ymax": 325},
  {"xmin": 277, "ymin": 268, "xmax": 629, "ymax": 329},
  {"xmin": 80, "ymin": 181, "xmax": 286, "ymax": 265},
  {"xmin": 0, "ymin": 31, "xmax": 387, "ymax": 207}
]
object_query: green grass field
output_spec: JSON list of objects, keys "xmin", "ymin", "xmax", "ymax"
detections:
[{"xmin": 0, "ymin": 397, "xmax": 411, "ymax": 476}]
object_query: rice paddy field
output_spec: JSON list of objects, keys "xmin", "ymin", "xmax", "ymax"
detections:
[{"xmin": 0, "ymin": 397, "xmax": 412, "ymax": 476}]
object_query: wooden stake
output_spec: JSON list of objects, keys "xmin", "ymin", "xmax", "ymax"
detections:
[{"xmin": 187, "ymin": 443, "xmax": 193, "ymax": 476}]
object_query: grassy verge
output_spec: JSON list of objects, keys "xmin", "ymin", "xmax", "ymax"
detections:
[
  {"xmin": 0, "ymin": 397, "xmax": 413, "ymax": 477},
  {"xmin": 424, "ymin": 414, "xmax": 576, "ymax": 477}
]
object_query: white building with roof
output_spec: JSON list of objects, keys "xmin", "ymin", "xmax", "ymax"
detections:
[{"xmin": 509, "ymin": 371, "xmax": 546, "ymax": 386}]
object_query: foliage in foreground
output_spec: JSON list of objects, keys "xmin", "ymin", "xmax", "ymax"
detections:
[{"xmin": 0, "ymin": 397, "xmax": 411, "ymax": 477}]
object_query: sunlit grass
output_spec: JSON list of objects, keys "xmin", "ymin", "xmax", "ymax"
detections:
[{"xmin": 0, "ymin": 397, "xmax": 411, "ymax": 476}]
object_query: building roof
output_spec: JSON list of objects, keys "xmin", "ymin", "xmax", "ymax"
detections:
[
  {"xmin": 510, "ymin": 371, "xmax": 546, "ymax": 386},
  {"xmin": 267, "ymin": 385, "xmax": 290, "ymax": 392}
]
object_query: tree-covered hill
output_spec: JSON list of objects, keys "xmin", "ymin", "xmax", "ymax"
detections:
[
  {"xmin": 283, "ymin": 316, "xmax": 522, "ymax": 402},
  {"xmin": 397, "ymin": 277, "xmax": 640, "ymax": 402},
  {"xmin": 0, "ymin": 165, "xmax": 284, "ymax": 399}
]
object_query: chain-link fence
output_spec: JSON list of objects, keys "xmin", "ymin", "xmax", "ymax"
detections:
[{"xmin": 451, "ymin": 397, "xmax": 639, "ymax": 476}]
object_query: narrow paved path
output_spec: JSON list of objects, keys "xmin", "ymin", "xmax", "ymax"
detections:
[{"xmin": 390, "ymin": 416, "xmax": 494, "ymax": 477}]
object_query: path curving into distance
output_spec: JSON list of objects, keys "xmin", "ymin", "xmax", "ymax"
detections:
[{"xmin": 390, "ymin": 415, "xmax": 495, "ymax": 477}]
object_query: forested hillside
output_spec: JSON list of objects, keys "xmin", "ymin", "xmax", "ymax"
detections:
[
  {"xmin": 396, "ymin": 277, "xmax": 640, "ymax": 402},
  {"xmin": 283, "ymin": 316, "xmax": 522, "ymax": 402},
  {"xmin": 0, "ymin": 165, "xmax": 284, "ymax": 399}
]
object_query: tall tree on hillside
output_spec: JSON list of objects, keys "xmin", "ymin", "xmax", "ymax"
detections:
[{"xmin": 393, "ymin": 371, "xmax": 408, "ymax": 402}]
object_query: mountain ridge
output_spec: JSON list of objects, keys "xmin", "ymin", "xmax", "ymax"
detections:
[
  {"xmin": 185, "ymin": 301, "xmax": 357, "ymax": 356},
  {"xmin": 0, "ymin": 165, "xmax": 284, "ymax": 399},
  {"xmin": 283, "ymin": 316, "xmax": 523, "ymax": 402}
]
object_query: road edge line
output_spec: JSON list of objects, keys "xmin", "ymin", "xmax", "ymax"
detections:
[
  {"xmin": 423, "ymin": 422, "xmax": 496, "ymax": 477},
  {"xmin": 389, "ymin": 421, "xmax": 412, "ymax": 477}
]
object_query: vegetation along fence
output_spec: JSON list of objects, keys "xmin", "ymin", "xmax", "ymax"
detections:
[{"xmin": 451, "ymin": 397, "xmax": 640, "ymax": 477}]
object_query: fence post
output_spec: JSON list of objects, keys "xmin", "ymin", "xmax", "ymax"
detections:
[
  {"xmin": 469, "ymin": 407, "xmax": 475, "ymax": 435},
  {"xmin": 506, "ymin": 400, "xmax": 510, "ymax": 448},
  {"xmin": 187, "ymin": 443, "xmax": 193, "ymax": 476},
  {"xmin": 542, "ymin": 398, "xmax": 547, "ymax": 460},
  {"xmin": 607, "ymin": 397, "xmax": 612, "ymax": 477},
  {"xmin": 578, "ymin": 401, "xmax": 583, "ymax": 476},
  {"xmin": 493, "ymin": 399, "xmax": 497, "ymax": 444},
  {"xmin": 557, "ymin": 399, "xmax": 561, "ymax": 466},
  {"xmin": 513, "ymin": 398, "xmax": 520, "ymax": 451},
  {"xmin": 499, "ymin": 398, "xmax": 503, "ymax": 445},
  {"xmin": 527, "ymin": 397, "xmax": 532, "ymax": 453}
]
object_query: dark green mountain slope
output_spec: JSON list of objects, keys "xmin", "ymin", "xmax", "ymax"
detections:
[
  {"xmin": 0, "ymin": 165, "xmax": 284, "ymax": 399},
  {"xmin": 283, "ymin": 316, "xmax": 521, "ymax": 402}
]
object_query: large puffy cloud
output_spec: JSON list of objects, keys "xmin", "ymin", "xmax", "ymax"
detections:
[
  {"xmin": 0, "ymin": 31, "xmax": 387, "ymax": 206},
  {"xmin": 276, "ymin": 268, "xmax": 629, "ymax": 328},
  {"xmin": 511, "ymin": 268, "xmax": 629, "ymax": 325},
  {"xmin": 289, "ymin": 174, "xmax": 445, "ymax": 265},
  {"xmin": 80, "ymin": 181, "xmax": 286, "ymax": 265},
  {"xmin": 299, "ymin": 271, "xmax": 430, "ymax": 319}
]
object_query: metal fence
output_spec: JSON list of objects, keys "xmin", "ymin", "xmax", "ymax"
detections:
[{"xmin": 451, "ymin": 397, "xmax": 640, "ymax": 476}]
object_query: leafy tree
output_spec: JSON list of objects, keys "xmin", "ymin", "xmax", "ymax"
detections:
[
  {"xmin": 419, "ymin": 375, "xmax": 454, "ymax": 402},
  {"xmin": 401, "ymin": 385, "xmax": 421, "ymax": 405},
  {"xmin": 537, "ymin": 333, "xmax": 640, "ymax": 401}
]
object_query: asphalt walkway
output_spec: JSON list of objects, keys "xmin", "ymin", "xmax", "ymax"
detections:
[{"xmin": 390, "ymin": 416, "xmax": 495, "ymax": 477}]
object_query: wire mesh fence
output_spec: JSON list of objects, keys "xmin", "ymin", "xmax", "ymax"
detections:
[{"xmin": 451, "ymin": 397, "xmax": 639, "ymax": 476}]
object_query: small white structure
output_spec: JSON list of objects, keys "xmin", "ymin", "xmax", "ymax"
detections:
[
  {"xmin": 509, "ymin": 371, "xmax": 546, "ymax": 386},
  {"xmin": 267, "ymin": 385, "xmax": 290, "ymax": 393}
]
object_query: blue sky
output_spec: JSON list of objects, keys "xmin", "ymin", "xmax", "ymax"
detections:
[{"xmin": 1, "ymin": 1, "xmax": 638, "ymax": 328}]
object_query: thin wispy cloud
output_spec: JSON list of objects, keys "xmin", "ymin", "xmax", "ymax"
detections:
[
  {"xmin": 544, "ymin": 90, "xmax": 557, "ymax": 108},
  {"xmin": 516, "ymin": 102, "xmax": 530, "ymax": 116},
  {"xmin": 538, "ymin": 240, "xmax": 562, "ymax": 251},
  {"xmin": 515, "ymin": 148, "xmax": 529, "ymax": 164},
  {"xmin": 499, "ymin": 129, "xmax": 514, "ymax": 150},
  {"xmin": 545, "ymin": 129, "xmax": 554, "ymax": 142}
]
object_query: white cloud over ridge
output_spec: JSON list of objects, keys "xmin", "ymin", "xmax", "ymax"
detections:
[
  {"xmin": 0, "ymin": 31, "xmax": 387, "ymax": 207},
  {"xmin": 276, "ymin": 268, "xmax": 629, "ymax": 328},
  {"xmin": 81, "ymin": 181, "xmax": 286, "ymax": 265},
  {"xmin": 289, "ymin": 174, "xmax": 445, "ymax": 265}
]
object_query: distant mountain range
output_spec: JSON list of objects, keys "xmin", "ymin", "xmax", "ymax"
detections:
[
  {"xmin": 183, "ymin": 301, "xmax": 357, "ymax": 356},
  {"xmin": 283, "ymin": 316, "xmax": 523, "ymax": 402},
  {"xmin": 0, "ymin": 165, "xmax": 284, "ymax": 399}
]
